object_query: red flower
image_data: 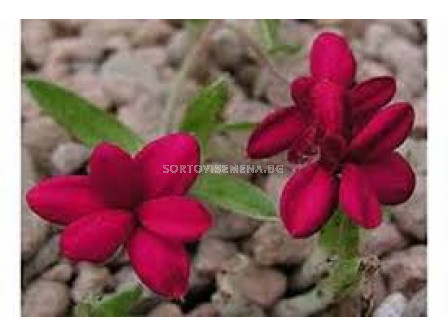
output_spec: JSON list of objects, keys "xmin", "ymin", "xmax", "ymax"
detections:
[
  {"xmin": 26, "ymin": 133, "xmax": 212, "ymax": 299},
  {"xmin": 247, "ymin": 32, "xmax": 415, "ymax": 237}
]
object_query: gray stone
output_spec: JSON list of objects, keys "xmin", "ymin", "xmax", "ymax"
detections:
[
  {"xmin": 22, "ymin": 279, "xmax": 70, "ymax": 317},
  {"xmin": 194, "ymin": 238, "xmax": 238, "ymax": 276},
  {"xmin": 402, "ymin": 287, "xmax": 426, "ymax": 317},
  {"xmin": 166, "ymin": 30, "xmax": 190, "ymax": 66},
  {"xmin": 363, "ymin": 23, "xmax": 394, "ymax": 59},
  {"xmin": 22, "ymin": 20, "xmax": 54, "ymax": 66},
  {"xmin": 398, "ymin": 139, "xmax": 426, "ymax": 175},
  {"xmin": 148, "ymin": 303, "xmax": 183, "ymax": 317},
  {"xmin": 41, "ymin": 262, "xmax": 73, "ymax": 283},
  {"xmin": 373, "ymin": 292, "xmax": 407, "ymax": 317},
  {"xmin": 211, "ymin": 27, "xmax": 245, "ymax": 70},
  {"xmin": 23, "ymin": 234, "xmax": 61, "ymax": 284},
  {"xmin": 361, "ymin": 221, "xmax": 408, "ymax": 257},
  {"xmin": 381, "ymin": 245, "xmax": 427, "ymax": 296},
  {"xmin": 393, "ymin": 176, "xmax": 427, "ymax": 241},
  {"xmin": 384, "ymin": 20, "xmax": 422, "ymax": 43},
  {"xmin": 130, "ymin": 20, "xmax": 173, "ymax": 46},
  {"xmin": 206, "ymin": 211, "xmax": 259, "ymax": 240},
  {"xmin": 244, "ymin": 222, "xmax": 316, "ymax": 266},
  {"xmin": 187, "ymin": 303, "xmax": 220, "ymax": 317},
  {"xmin": 71, "ymin": 262, "xmax": 115, "ymax": 303},
  {"xmin": 51, "ymin": 142, "xmax": 90, "ymax": 175},
  {"xmin": 23, "ymin": 116, "xmax": 70, "ymax": 171}
]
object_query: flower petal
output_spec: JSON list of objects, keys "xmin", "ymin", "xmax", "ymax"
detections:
[
  {"xmin": 311, "ymin": 80, "xmax": 347, "ymax": 135},
  {"xmin": 135, "ymin": 133, "xmax": 200, "ymax": 199},
  {"xmin": 348, "ymin": 103, "xmax": 414, "ymax": 162},
  {"xmin": 127, "ymin": 229, "xmax": 190, "ymax": 299},
  {"xmin": 350, "ymin": 76, "xmax": 396, "ymax": 118},
  {"xmin": 340, "ymin": 164, "xmax": 381, "ymax": 229},
  {"xmin": 280, "ymin": 164, "xmax": 338, "ymax": 238},
  {"xmin": 138, "ymin": 196, "xmax": 212, "ymax": 242},
  {"xmin": 247, "ymin": 106, "xmax": 306, "ymax": 159},
  {"xmin": 60, "ymin": 210, "xmax": 134, "ymax": 263},
  {"xmin": 89, "ymin": 143, "xmax": 141, "ymax": 209},
  {"xmin": 290, "ymin": 76, "xmax": 315, "ymax": 117},
  {"xmin": 26, "ymin": 176, "xmax": 108, "ymax": 225},
  {"xmin": 360, "ymin": 152, "xmax": 415, "ymax": 205},
  {"xmin": 311, "ymin": 32, "xmax": 356, "ymax": 87}
]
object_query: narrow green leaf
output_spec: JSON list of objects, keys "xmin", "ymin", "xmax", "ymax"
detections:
[
  {"xmin": 76, "ymin": 286, "xmax": 143, "ymax": 317},
  {"xmin": 180, "ymin": 78, "xmax": 229, "ymax": 151},
  {"xmin": 191, "ymin": 173, "xmax": 277, "ymax": 221},
  {"xmin": 217, "ymin": 122, "xmax": 256, "ymax": 132},
  {"xmin": 25, "ymin": 78, "xmax": 144, "ymax": 153},
  {"xmin": 257, "ymin": 19, "xmax": 281, "ymax": 50},
  {"xmin": 268, "ymin": 43, "xmax": 302, "ymax": 56}
]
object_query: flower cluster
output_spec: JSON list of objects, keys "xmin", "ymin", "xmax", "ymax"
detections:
[
  {"xmin": 26, "ymin": 133, "xmax": 212, "ymax": 299},
  {"xmin": 247, "ymin": 32, "xmax": 416, "ymax": 237}
]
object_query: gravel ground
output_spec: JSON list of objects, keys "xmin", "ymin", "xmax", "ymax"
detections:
[{"xmin": 21, "ymin": 19, "xmax": 427, "ymax": 317}]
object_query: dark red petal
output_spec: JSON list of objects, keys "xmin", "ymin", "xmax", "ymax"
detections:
[
  {"xmin": 287, "ymin": 126, "xmax": 319, "ymax": 164},
  {"xmin": 135, "ymin": 133, "xmax": 200, "ymax": 199},
  {"xmin": 311, "ymin": 32, "xmax": 356, "ymax": 87},
  {"xmin": 280, "ymin": 164, "xmax": 338, "ymax": 238},
  {"xmin": 350, "ymin": 76, "xmax": 396, "ymax": 116},
  {"xmin": 60, "ymin": 210, "xmax": 134, "ymax": 263},
  {"xmin": 360, "ymin": 152, "xmax": 415, "ymax": 205},
  {"xmin": 26, "ymin": 176, "xmax": 108, "ymax": 225},
  {"xmin": 311, "ymin": 80, "xmax": 347, "ymax": 135},
  {"xmin": 290, "ymin": 76, "xmax": 315, "ymax": 117},
  {"xmin": 89, "ymin": 143, "xmax": 141, "ymax": 209},
  {"xmin": 138, "ymin": 196, "xmax": 212, "ymax": 242},
  {"xmin": 348, "ymin": 103, "xmax": 415, "ymax": 162},
  {"xmin": 340, "ymin": 164, "xmax": 381, "ymax": 229},
  {"xmin": 127, "ymin": 229, "xmax": 190, "ymax": 299},
  {"xmin": 247, "ymin": 106, "xmax": 306, "ymax": 159}
]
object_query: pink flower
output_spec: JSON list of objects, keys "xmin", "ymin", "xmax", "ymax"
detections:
[
  {"xmin": 247, "ymin": 32, "xmax": 415, "ymax": 236},
  {"xmin": 26, "ymin": 133, "xmax": 212, "ymax": 299}
]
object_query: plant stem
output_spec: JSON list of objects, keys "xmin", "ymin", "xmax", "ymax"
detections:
[{"xmin": 163, "ymin": 20, "xmax": 222, "ymax": 132}]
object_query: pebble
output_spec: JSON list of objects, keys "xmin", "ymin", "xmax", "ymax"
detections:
[
  {"xmin": 22, "ymin": 280, "xmax": 70, "ymax": 317},
  {"xmin": 22, "ymin": 20, "xmax": 54, "ymax": 66},
  {"xmin": 187, "ymin": 303, "xmax": 220, "ymax": 317},
  {"xmin": 71, "ymin": 262, "xmax": 115, "ymax": 303},
  {"xmin": 51, "ymin": 142, "xmax": 90, "ymax": 175},
  {"xmin": 361, "ymin": 221, "xmax": 408, "ymax": 257},
  {"xmin": 373, "ymin": 292, "xmax": 407, "ymax": 317},
  {"xmin": 402, "ymin": 287, "xmax": 426, "ymax": 317},
  {"xmin": 148, "ymin": 303, "xmax": 183, "ymax": 317},
  {"xmin": 206, "ymin": 211, "xmax": 259, "ymax": 240},
  {"xmin": 41, "ymin": 262, "xmax": 74, "ymax": 283},
  {"xmin": 194, "ymin": 238, "xmax": 238, "ymax": 276}
]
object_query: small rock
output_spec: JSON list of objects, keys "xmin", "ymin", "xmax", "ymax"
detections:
[
  {"xmin": 22, "ymin": 280, "xmax": 70, "ymax": 317},
  {"xmin": 130, "ymin": 20, "xmax": 173, "ymax": 46},
  {"xmin": 393, "ymin": 176, "xmax": 426, "ymax": 241},
  {"xmin": 363, "ymin": 23, "xmax": 394, "ymax": 59},
  {"xmin": 114, "ymin": 266, "xmax": 140, "ymax": 291},
  {"xmin": 51, "ymin": 142, "xmax": 90, "ymax": 175},
  {"xmin": 187, "ymin": 303, "xmax": 220, "ymax": 317},
  {"xmin": 166, "ymin": 30, "xmax": 190, "ymax": 66},
  {"xmin": 22, "ymin": 20, "xmax": 54, "ymax": 66},
  {"xmin": 356, "ymin": 60, "xmax": 392, "ymax": 82},
  {"xmin": 81, "ymin": 20, "xmax": 141, "ymax": 40},
  {"xmin": 41, "ymin": 262, "xmax": 73, "ymax": 283},
  {"xmin": 384, "ymin": 20, "xmax": 422, "ymax": 43},
  {"xmin": 402, "ymin": 287, "xmax": 426, "ymax": 317},
  {"xmin": 23, "ymin": 116, "xmax": 70, "ymax": 171},
  {"xmin": 373, "ymin": 292, "xmax": 407, "ymax": 317},
  {"xmin": 47, "ymin": 37, "xmax": 104, "ymax": 63},
  {"xmin": 264, "ymin": 173, "xmax": 289, "ymax": 203},
  {"xmin": 381, "ymin": 245, "xmax": 427, "ymax": 296},
  {"xmin": 211, "ymin": 27, "xmax": 245, "ymax": 70},
  {"xmin": 148, "ymin": 303, "xmax": 183, "ymax": 317},
  {"xmin": 361, "ymin": 221, "xmax": 408, "ymax": 257},
  {"xmin": 68, "ymin": 72, "xmax": 112, "ymax": 109},
  {"xmin": 194, "ymin": 238, "xmax": 238, "ymax": 276},
  {"xmin": 398, "ymin": 139, "xmax": 426, "ymax": 175},
  {"xmin": 412, "ymin": 95, "xmax": 427, "ymax": 137},
  {"xmin": 23, "ymin": 235, "xmax": 61, "ymax": 284},
  {"xmin": 135, "ymin": 47, "xmax": 168, "ymax": 69},
  {"xmin": 71, "ymin": 262, "xmax": 115, "ymax": 303},
  {"xmin": 244, "ymin": 223, "xmax": 316, "ymax": 266},
  {"xmin": 206, "ymin": 211, "xmax": 259, "ymax": 240}
]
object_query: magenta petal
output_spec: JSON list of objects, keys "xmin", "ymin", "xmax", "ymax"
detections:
[
  {"xmin": 89, "ymin": 142, "xmax": 140, "ymax": 209},
  {"xmin": 348, "ymin": 103, "xmax": 415, "ymax": 162},
  {"xmin": 26, "ymin": 176, "xmax": 108, "ymax": 225},
  {"xmin": 247, "ymin": 106, "xmax": 306, "ymax": 159},
  {"xmin": 311, "ymin": 32, "xmax": 356, "ymax": 87},
  {"xmin": 311, "ymin": 80, "xmax": 347, "ymax": 135},
  {"xmin": 127, "ymin": 229, "xmax": 190, "ymax": 299},
  {"xmin": 360, "ymin": 152, "xmax": 415, "ymax": 205},
  {"xmin": 340, "ymin": 164, "xmax": 381, "ymax": 229},
  {"xmin": 60, "ymin": 210, "xmax": 134, "ymax": 263},
  {"xmin": 135, "ymin": 133, "xmax": 200, "ymax": 199},
  {"xmin": 290, "ymin": 76, "xmax": 315, "ymax": 116},
  {"xmin": 350, "ymin": 76, "xmax": 396, "ymax": 117},
  {"xmin": 280, "ymin": 164, "xmax": 338, "ymax": 238},
  {"xmin": 138, "ymin": 196, "xmax": 212, "ymax": 242}
]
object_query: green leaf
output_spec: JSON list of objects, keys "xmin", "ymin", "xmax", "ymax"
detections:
[
  {"xmin": 268, "ymin": 43, "xmax": 302, "ymax": 56},
  {"xmin": 217, "ymin": 122, "xmax": 256, "ymax": 132},
  {"xmin": 191, "ymin": 173, "xmax": 277, "ymax": 221},
  {"xmin": 25, "ymin": 78, "xmax": 144, "ymax": 153},
  {"xmin": 257, "ymin": 19, "xmax": 281, "ymax": 51},
  {"xmin": 180, "ymin": 78, "xmax": 229, "ymax": 151},
  {"xmin": 75, "ymin": 286, "xmax": 143, "ymax": 317}
]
